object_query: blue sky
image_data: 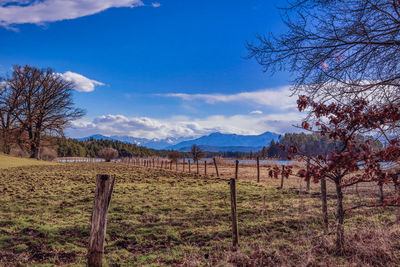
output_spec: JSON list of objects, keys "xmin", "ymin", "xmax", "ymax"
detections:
[{"xmin": 0, "ymin": 0, "xmax": 304, "ymax": 139}]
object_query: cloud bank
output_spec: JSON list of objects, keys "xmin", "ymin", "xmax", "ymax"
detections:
[
  {"xmin": 0, "ymin": 0, "xmax": 144, "ymax": 26},
  {"xmin": 68, "ymin": 112, "xmax": 305, "ymax": 139},
  {"xmin": 59, "ymin": 71, "xmax": 105, "ymax": 92}
]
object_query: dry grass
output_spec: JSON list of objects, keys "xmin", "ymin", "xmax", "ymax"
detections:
[
  {"xmin": 1, "ymin": 161, "xmax": 400, "ymax": 266},
  {"xmin": 0, "ymin": 153, "xmax": 56, "ymax": 169}
]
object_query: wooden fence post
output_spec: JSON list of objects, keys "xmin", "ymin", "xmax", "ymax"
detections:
[
  {"xmin": 196, "ymin": 160, "xmax": 199, "ymax": 175},
  {"xmin": 189, "ymin": 161, "xmax": 191, "ymax": 173},
  {"xmin": 379, "ymin": 184, "xmax": 384, "ymax": 204},
  {"xmin": 256, "ymin": 157, "xmax": 260, "ymax": 183},
  {"xmin": 204, "ymin": 160, "xmax": 207, "ymax": 176},
  {"xmin": 321, "ymin": 177, "xmax": 328, "ymax": 234},
  {"xmin": 161, "ymin": 160, "xmax": 164, "ymax": 169},
  {"xmin": 176, "ymin": 160, "xmax": 178, "ymax": 171},
  {"xmin": 280, "ymin": 165, "xmax": 285, "ymax": 189},
  {"xmin": 395, "ymin": 173, "xmax": 400, "ymax": 223},
  {"xmin": 88, "ymin": 174, "xmax": 116, "ymax": 267},
  {"xmin": 213, "ymin": 157, "xmax": 219, "ymax": 178},
  {"xmin": 229, "ymin": 178, "xmax": 239, "ymax": 248},
  {"xmin": 235, "ymin": 160, "xmax": 239, "ymax": 180},
  {"xmin": 306, "ymin": 159, "xmax": 311, "ymax": 192}
]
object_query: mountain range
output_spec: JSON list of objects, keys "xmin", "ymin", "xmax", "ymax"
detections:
[{"xmin": 77, "ymin": 131, "xmax": 281, "ymax": 152}]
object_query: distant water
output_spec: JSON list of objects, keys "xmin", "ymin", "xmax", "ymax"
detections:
[
  {"xmin": 57, "ymin": 158, "xmax": 120, "ymax": 163},
  {"xmin": 181, "ymin": 158, "xmax": 296, "ymax": 165}
]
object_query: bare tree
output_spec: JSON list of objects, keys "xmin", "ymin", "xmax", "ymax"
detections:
[
  {"xmin": 0, "ymin": 77, "xmax": 24, "ymax": 154},
  {"xmin": 247, "ymin": 0, "xmax": 400, "ymax": 108},
  {"xmin": 6, "ymin": 65, "xmax": 85, "ymax": 159},
  {"xmin": 191, "ymin": 144, "xmax": 204, "ymax": 163}
]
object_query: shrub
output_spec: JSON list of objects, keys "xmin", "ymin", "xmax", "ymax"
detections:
[
  {"xmin": 9, "ymin": 147, "xmax": 27, "ymax": 158},
  {"xmin": 99, "ymin": 147, "xmax": 118, "ymax": 162},
  {"xmin": 40, "ymin": 148, "xmax": 58, "ymax": 161},
  {"xmin": 168, "ymin": 151, "xmax": 180, "ymax": 163}
]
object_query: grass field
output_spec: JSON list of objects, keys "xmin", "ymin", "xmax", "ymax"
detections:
[
  {"xmin": 1, "ymin": 162, "xmax": 400, "ymax": 266},
  {"xmin": 0, "ymin": 153, "xmax": 55, "ymax": 169}
]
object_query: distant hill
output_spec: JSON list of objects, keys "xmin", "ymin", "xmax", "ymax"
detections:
[
  {"xmin": 77, "ymin": 131, "xmax": 280, "ymax": 152},
  {"xmin": 168, "ymin": 132, "xmax": 280, "ymax": 152}
]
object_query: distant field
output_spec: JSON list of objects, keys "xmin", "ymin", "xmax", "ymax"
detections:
[
  {"xmin": 0, "ymin": 163, "xmax": 399, "ymax": 266},
  {"xmin": 0, "ymin": 153, "xmax": 55, "ymax": 169}
]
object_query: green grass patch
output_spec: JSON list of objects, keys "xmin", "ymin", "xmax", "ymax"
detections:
[
  {"xmin": 0, "ymin": 153, "xmax": 55, "ymax": 169},
  {"xmin": 0, "ymin": 163, "xmax": 399, "ymax": 266}
]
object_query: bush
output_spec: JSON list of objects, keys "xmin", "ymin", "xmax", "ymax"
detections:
[
  {"xmin": 40, "ymin": 147, "xmax": 58, "ymax": 161},
  {"xmin": 168, "ymin": 151, "xmax": 180, "ymax": 163},
  {"xmin": 99, "ymin": 147, "xmax": 118, "ymax": 162},
  {"xmin": 9, "ymin": 147, "xmax": 27, "ymax": 158}
]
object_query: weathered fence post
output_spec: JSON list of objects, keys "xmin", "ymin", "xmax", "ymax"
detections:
[
  {"xmin": 235, "ymin": 160, "xmax": 239, "ymax": 180},
  {"xmin": 280, "ymin": 165, "xmax": 285, "ymax": 189},
  {"xmin": 189, "ymin": 160, "xmax": 191, "ymax": 173},
  {"xmin": 256, "ymin": 157, "xmax": 260, "ymax": 183},
  {"xmin": 153, "ymin": 158, "xmax": 155, "ymax": 168},
  {"xmin": 161, "ymin": 160, "xmax": 164, "ymax": 169},
  {"xmin": 204, "ymin": 160, "xmax": 207, "ymax": 176},
  {"xmin": 306, "ymin": 159, "xmax": 311, "ymax": 192},
  {"xmin": 213, "ymin": 157, "xmax": 219, "ymax": 178},
  {"xmin": 379, "ymin": 184, "xmax": 384, "ymax": 204},
  {"xmin": 176, "ymin": 160, "xmax": 178, "ymax": 171},
  {"xmin": 88, "ymin": 174, "xmax": 116, "ymax": 267},
  {"xmin": 229, "ymin": 178, "xmax": 239, "ymax": 249},
  {"xmin": 321, "ymin": 177, "xmax": 328, "ymax": 234},
  {"xmin": 196, "ymin": 160, "xmax": 199, "ymax": 175},
  {"xmin": 396, "ymin": 173, "xmax": 400, "ymax": 223}
]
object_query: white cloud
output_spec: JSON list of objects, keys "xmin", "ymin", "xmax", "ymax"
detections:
[
  {"xmin": 151, "ymin": 2, "xmax": 161, "ymax": 8},
  {"xmin": 163, "ymin": 86, "xmax": 297, "ymax": 111},
  {"xmin": 59, "ymin": 71, "xmax": 105, "ymax": 92},
  {"xmin": 0, "ymin": 0, "xmax": 144, "ymax": 27},
  {"xmin": 68, "ymin": 112, "xmax": 305, "ymax": 139},
  {"xmin": 250, "ymin": 110, "xmax": 263, "ymax": 115}
]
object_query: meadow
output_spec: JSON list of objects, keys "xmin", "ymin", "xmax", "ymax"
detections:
[
  {"xmin": 1, "ymin": 160, "xmax": 400, "ymax": 266},
  {"xmin": 0, "ymin": 153, "xmax": 55, "ymax": 169}
]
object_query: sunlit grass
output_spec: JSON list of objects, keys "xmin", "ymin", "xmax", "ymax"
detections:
[
  {"xmin": 0, "ymin": 153, "xmax": 56, "ymax": 169},
  {"xmin": 0, "ymin": 163, "xmax": 399, "ymax": 266}
]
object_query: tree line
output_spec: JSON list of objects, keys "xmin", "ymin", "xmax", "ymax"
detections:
[
  {"xmin": 265, "ymin": 133, "xmax": 383, "ymax": 160},
  {"xmin": 56, "ymin": 137, "xmax": 156, "ymax": 158}
]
